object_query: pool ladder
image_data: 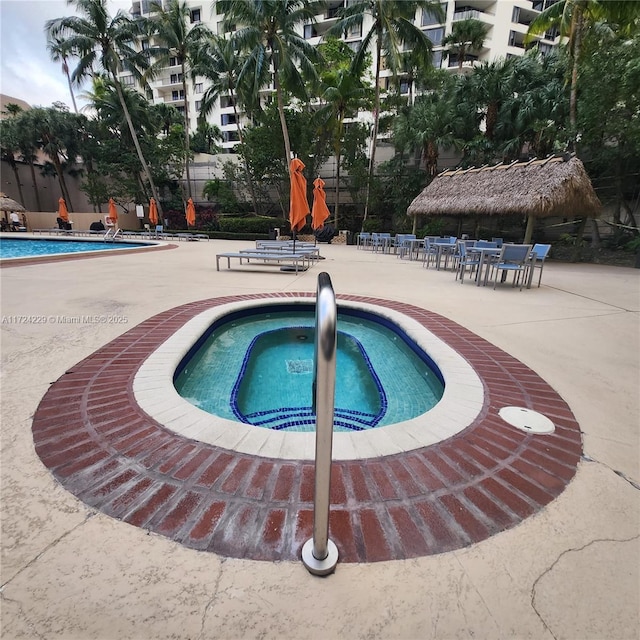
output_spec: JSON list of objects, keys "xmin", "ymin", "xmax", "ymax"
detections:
[{"xmin": 302, "ymin": 272, "xmax": 339, "ymax": 575}]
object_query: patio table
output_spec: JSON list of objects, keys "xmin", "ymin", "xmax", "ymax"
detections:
[
  {"xmin": 432, "ymin": 241, "xmax": 457, "ymax": 270},
  {"xmin": 468, "ymin": 246, "xmax": 501, "ymax": 286}
]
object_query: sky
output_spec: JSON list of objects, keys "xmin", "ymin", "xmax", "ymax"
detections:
[{"xmin": 0, "ymin": 0, "xmax": 131, "ymax": 111}]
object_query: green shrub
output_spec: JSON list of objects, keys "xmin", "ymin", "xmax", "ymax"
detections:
[{"xmin": 218, "ymin": 216, "xmax": 282, "ymax": 234}]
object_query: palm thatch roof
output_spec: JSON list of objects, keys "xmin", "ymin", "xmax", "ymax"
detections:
[
  {"xmin": 407, "ymin": 156, "xmax": 601, "ymax": 218},
  {"xmin": 0, "ymin": 193, "xmax": 25, "ymax": 212}
]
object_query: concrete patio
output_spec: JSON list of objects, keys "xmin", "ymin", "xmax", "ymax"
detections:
[{"xmin": 1, "ymin": 235, "xmax": 638, "ymax": 639}]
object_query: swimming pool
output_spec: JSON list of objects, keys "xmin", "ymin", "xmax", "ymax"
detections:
[
  {"xmin": 134, "ymin": 297, "xmax": 484, "ymax": 460},
  {"xmin": 0, "ymin": 237, "xmax": 151, "ymax": 259},
  {"xmin": 174, "ymin": 309, "xmax": 445, "ymax": 432}
]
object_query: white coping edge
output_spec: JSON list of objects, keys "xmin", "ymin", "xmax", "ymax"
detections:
[{"xmin": 133, "ymin": 297, "xmax": 485, "ymax": 460}]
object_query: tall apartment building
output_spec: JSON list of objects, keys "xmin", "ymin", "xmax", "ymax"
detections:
[{"xmin": 128, "ymin": 0, "xmax": 559, "ymax": 155}]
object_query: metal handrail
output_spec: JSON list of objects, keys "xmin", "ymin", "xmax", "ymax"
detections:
[{"xmin": 302, "ymin": 272, "xmax": 339, "ymax": 575}]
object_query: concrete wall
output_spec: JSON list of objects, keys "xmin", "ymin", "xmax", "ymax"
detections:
[
  {"xmin": 16, "ymin": 210, "xmax": 146, "ymax": 233},
  {"xmin": 1, "ymin": 159, "xmax": 94, "ymax": 213}
]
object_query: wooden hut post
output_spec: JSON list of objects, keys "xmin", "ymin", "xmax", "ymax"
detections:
[{"xmin": 524, "ymin": 213, "xmax": 535, "ymax": 244}]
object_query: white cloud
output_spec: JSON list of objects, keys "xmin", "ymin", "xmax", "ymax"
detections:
[{"xmin": 0, "ymin": 0, "xmax": 132, "ymax": 110}]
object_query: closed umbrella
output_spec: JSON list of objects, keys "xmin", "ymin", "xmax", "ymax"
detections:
[
  {"xmin": 149, "ymin": 198, "xmax": 158, "ymax": 226},
  {"xmin": 186, "ymin": 197, "xmax": 196, "ymax": 227},
  {"xmin": 289, "ymin": 158, "xmax": 309, "ymax": 252},
  {"xmin": 58, "ymin": 197, "xmax": 69, "ymax": 222},
  {"xmin": 311, "ymin": 177, "xmax": 330, "ymax": 231},
  {"xmin": 108, "ymin": 198, "xmax": 118, "ymax": 228}
]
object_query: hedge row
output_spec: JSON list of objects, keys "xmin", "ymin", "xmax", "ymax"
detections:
[{"xmin": 218, "ymin": 216, "xmax": 284, "ymax": 234}]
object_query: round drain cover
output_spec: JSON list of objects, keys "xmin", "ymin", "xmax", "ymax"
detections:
[{"xmin": 499, "ymin": 406, "xmax": 555, "ymax": 434}]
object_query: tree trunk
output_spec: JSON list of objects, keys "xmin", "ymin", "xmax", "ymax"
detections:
[
  {"xmin": 181, "ymin": 62, "xmax": 192, "ymax": 200},
  {"xmin": 63, "ymin": 60, "xmax": 78, "ymax": 114},
  {"xmin": 273, "ymin": 60, "xmax": 292, "ymax": 171},
  {"xmin": 363, "ymin": 35, "xmax": 383, "ymax": 228},
  {"xmin": 28, "ymin": 160, "xmax": 42, "ymax": 211},
  {"xmin": 232, "ymin": 95, "xmax": 260, "ymax": 214},
  {"xmin": 10, "ymin": 161, "xmax": 25, "ymax": 207},
  {"xmin": 568, "ymin": 8, "xmax": 583, "ymax": 132},
  {"xmin": 334, "ymin": 150, "xmax": 341, "ymax": 230},
  {"xmin": 112, "ymin": 76, "xmax": 163, "ymax": 217}
]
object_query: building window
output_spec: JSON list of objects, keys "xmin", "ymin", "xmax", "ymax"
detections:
[
  {"xmin": 171, "ymin": 90, "xmax": 185, "ymax": 101},
  {"xmin": 195, "ymin": 82, "xmax": 203, "ymax": 93},
  {"xmin": 190, "ymin": 8, "xmax": 201, "ymax": 23},
  {"xmin": 221, "ymin": 113, "xmax": 237, "ymax": 126},
  {"xmin": 218, "ymin": 21, "xmax": 235, "ymax": 34},
  {"xmin": 122, "ymin": 75, "xmax": 135, "ymax": 86},
  {"xmin": 220, "ymin": 96, "xmax": 235, "ymax": 108},
  {"xmin": 195, "ymin": 100, "xmax": 202, "ymax": 111},
  {"xmin": 170, "ymin": 73, "xmax": 183, "ymax": 84},
  {"xmin": 223, "ymin": 131, "xmax": 240, "ymax": 143},
  {"xmin": 424, "ymin": 27, "xmax": 444, "ymax": 46},
  {"xmin": 141, "ymin": 39, "xmax": 149, "ymax": 50},
  {"xmin": 422, "ymin": 4, "xmax": 444, "ymax": 26},
  {"xmin": 347, "ymin": 24, "xmax": 362, "ymax": 39},
  {"xmin": 169, "ymin": 56, "xmax": 179, "ymax": 67},
  {"xmin": 304, "ymin": 24, "xmax": 317, "ymax": 39},
  {"xmin": 432, "ymin": 50, "xmax": 442, "ymax": 68}
]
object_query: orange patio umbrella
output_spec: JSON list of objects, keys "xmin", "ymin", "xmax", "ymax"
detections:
[
  {"xmin": 149, "ymin": 198, "xmax": 158, "ymax": 226},
  {"xmin": 311, "ymin": 176, "xmax": 330, "ymax": 231},
  {"xmin": 58, "ymin": 197, "xmax": 69, "ymax": 222},
  {"xmin": 108, "ymin": 198, "xmax": 118, "ymax": 227},
  {"xmin": 186, "ymin": 197, "xmax": 196, "ymax": 227},
  {"xmin": 289, "ymin": 158, "xmax": 309, "ymax": 251}
]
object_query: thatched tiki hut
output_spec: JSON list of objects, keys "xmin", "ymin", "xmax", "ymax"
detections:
[
  {"xmin": 407, "ymin": 156, "xmax": 602, "ymax": 243},
  {"xmin": 0, "ymin": 192, "xmax": 26, "ymax": 228}
]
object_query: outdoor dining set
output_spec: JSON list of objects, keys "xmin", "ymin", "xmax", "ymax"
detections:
[{"xmin": 356, "ymin": 232, "xmax": 551, "ymax": 290}]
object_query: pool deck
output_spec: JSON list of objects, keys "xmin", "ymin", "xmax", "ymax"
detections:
[{"xmin": 1, "ymin": 234, "xmax": 638, "ymax": 639}]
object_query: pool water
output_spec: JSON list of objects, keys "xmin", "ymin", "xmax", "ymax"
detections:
[
  {"xmin": 0, "ymin": 237, "xmax": 149, "ymax": 259},
  {"xmin": 174, "ymin": 309, "xmax": 444, "ymax": 432}
]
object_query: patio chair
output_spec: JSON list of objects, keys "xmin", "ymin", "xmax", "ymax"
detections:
[
  {"xmin": 527, "ymin": 243, "xmax": 552, "ymax": 287},
  {"xmin": 491, "ymin": 237, "xmax": 504, "ymax": 248},
  {"xmin": 357, "ymin": 232, "xmax": 371, "ymax": 249},
  {"xmin": 422, "ymin": 237, "xmax": 440, "ymax": 268},
  {"xmin": 491, "ymin": 244, "xmax": 533, "ymax": 290},
  {"xmin": 455, "ymin": 242, "xmax": 481, "ymax": 284}
]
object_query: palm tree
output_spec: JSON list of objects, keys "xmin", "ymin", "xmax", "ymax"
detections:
[
  {"xmin": 217, "ymin": 0, "xmax": 323, "ymax": 168},
  {"xmin": 461, "ymin": 58, "xmax": 515, "ymax": 143},
  {"xmin": 28, "ymin": 106, "xmax": 82, "ymax": 211},
  {"xmin": 146, "ymin": 0, "xmax": 212, "ymax": 200},
  {"xmin": 442, "ymin": 18, "xmax": 488, "ymax": 70},
  {"xmin": 0, "ymin": 117, "xmax": 26, "ymax": 208},
  {"xmin": 316, "ymin": 64, "xmax": 370, "ymax": 229},
  {"xmin": 46, "ymin": 0, "xmax": 164, "ymax": 215},
  {"xmin": 46, "ymin": 36, "xmax": 79, "ymax": 113},
  {"xmin": 394, "ymin": 92, "xmax": 461, "ymax": 179},
  {"xmin": 4, "ymin": 108, "xmax": 44, "ymax": 211},
  {"xmin": 526, "ymin": 0, "xmax": 640, "ymax": 133},
  {"xmin": 195, "ymin": 34, "xmax": 260, "ymax": 212},
  {"xmin": 329, "ymin": 0, "xmax": 444, "ymax": 225}
]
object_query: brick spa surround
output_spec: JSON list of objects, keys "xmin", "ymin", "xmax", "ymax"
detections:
[{"xmin": 32, "ymin": 294, "xmax": 582, "ymax": 563}]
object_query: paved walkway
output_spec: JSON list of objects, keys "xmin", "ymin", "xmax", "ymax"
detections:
[{"xmin": 1, "ymin": 236, "xmax": 638, "ymax": 639}]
